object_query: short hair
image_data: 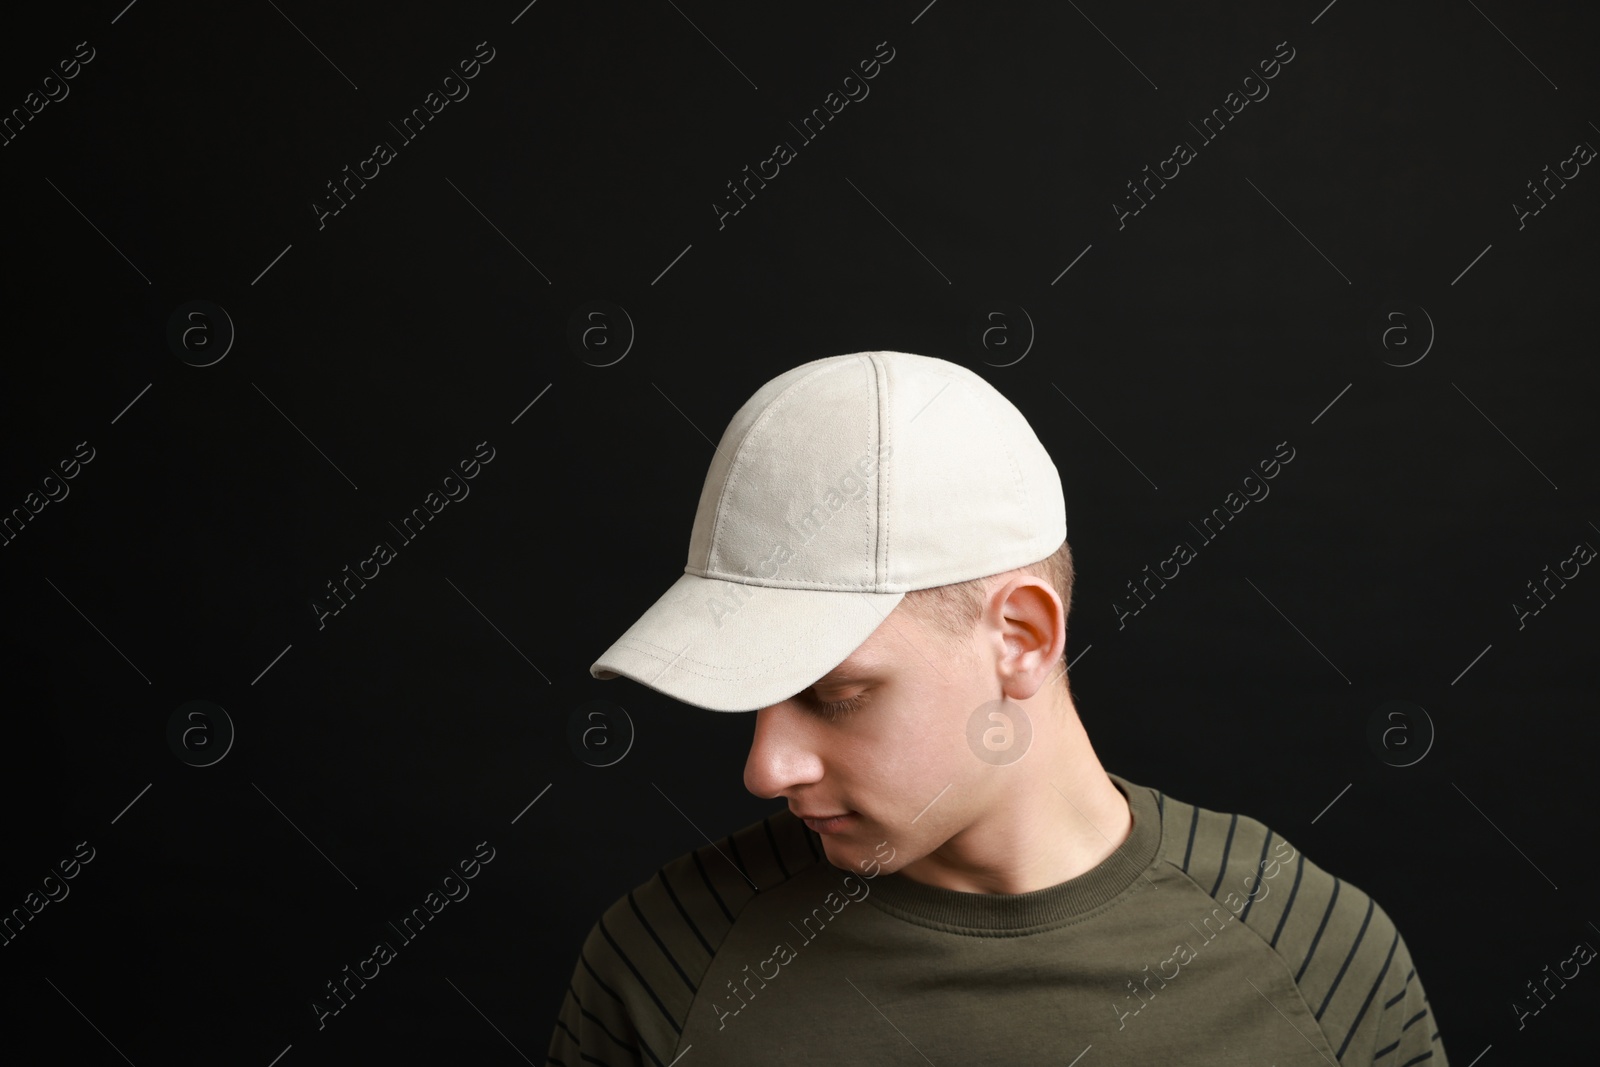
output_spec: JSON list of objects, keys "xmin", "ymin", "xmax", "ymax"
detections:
[{"xmin": 897, "ymin": 539, "xmax": 1076, "ymax": 684}]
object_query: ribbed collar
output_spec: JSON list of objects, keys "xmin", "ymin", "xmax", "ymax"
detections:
[{"xmin": 860, "ymin": 771, "xmax": 1161, "ymax": 934}]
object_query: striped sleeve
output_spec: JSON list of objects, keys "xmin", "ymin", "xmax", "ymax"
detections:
[
  {"xmin": 1161, "ymin": 793, "xmax": 1448, "ymax": 1066},
  {"xmin": 545, "ymin": 812, "xmax": 821, "ymax": 1067},
  {"xmin": 1368, "ymin": 944, "xmax": 1447, "ymax": 1067}
]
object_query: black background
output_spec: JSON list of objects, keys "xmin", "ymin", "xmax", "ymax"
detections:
[{"xmin": 1, "ymin": 0, "xmax": 1595, "ymax": 1063}]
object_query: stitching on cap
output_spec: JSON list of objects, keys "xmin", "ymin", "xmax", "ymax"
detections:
[
  {"xmin": 876, "ymin": 354, "xmax": 892, "ymax": 584},
  {"xmin": 610, "ymin": 593, "xmax": 902, "ymax": 680},
  {"xmin": 685, "ymin": 567, "xmax": 904, "ymax": 590},
  {"xmin": 707, "ymin": 357, "xmax": 868, "ymax": 573},
  {"xmin": 861, "ymin": 356, "xmax": 877, "ymax": 588},
  {"xmin": 952, "ymin": 370, "xmax": 1034, "ymax": 558},
  {"xmin": 994, "ymin": 384, "xmax": 1030, "ymax": 525}
]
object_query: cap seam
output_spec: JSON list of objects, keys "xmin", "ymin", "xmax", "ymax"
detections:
[
  {"xmin": 873, "ymin": 353, "xmax": 892, "ymax": 585},
  {"xmin": 861, "ymin": 356, "xmax": 878, "ymax": 589},
  {"xmin": 683, "ymin": 567, "xmax": 914, "ymax": 591},
  {"xmin": 704, "ymin": 358, "xmax": 867, "ymax": 576},
  {"xmin": 996, "ymin": 384, "xmax": 1032, "ymax": 531}
]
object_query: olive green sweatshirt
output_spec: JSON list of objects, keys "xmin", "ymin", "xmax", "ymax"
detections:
[{"xmin": 546, "ymin": 772, "xmax": 1446, "ymax": 1065}]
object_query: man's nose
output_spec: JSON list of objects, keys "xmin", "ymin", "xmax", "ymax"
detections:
[{"xmin": 742, "ymin": 702, "xmax": 825, "ymax": 800}]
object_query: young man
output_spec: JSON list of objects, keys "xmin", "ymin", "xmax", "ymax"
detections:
[{"xmin": 547, "ymin": 351, "xmax": 1447, "ymax": 1065}]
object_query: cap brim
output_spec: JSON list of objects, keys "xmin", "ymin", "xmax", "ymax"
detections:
[{"xmin": 590, "ymin": 572, "xmax": 906, "ymax": 712}]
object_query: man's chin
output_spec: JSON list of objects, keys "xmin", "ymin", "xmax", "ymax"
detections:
[
  {"xmin": 819, "ymin": 833, "xmax": 904, "ymax": 879},
  {"xmin": 818, "ymin": 835, "xmax": 862, "ymax": 868}
]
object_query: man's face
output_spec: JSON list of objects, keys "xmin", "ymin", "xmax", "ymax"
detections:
[{"xmin": 742, "ymin": 600, "xmax": 1002, "ymax": 874}]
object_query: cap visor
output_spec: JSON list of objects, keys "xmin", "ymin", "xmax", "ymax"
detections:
[{"xmin": 590, "ymin": 572, "xmax": 906, "ymax": 712}]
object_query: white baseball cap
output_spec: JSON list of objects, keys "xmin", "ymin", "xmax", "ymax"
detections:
[{"xmin": 590, "ymin": 350, "xmax": 1067, "ymax": 712}]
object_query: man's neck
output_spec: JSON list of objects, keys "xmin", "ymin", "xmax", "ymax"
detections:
[{"xmin": 894, "ymin": 706, "xmax": 1133, "ymax": 895}]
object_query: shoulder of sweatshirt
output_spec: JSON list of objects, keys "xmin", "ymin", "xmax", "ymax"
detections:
[
  {"xmin": 1152, "ymin": 786, "xmax": 1446, "ymax": 1065},
  {"xmin": 599, "ymin": 805, "xmax": 824, "ymax": 967},
  {"xmin": 550, "ymin": 809, "xmax": 824, "ymax": 1067}
]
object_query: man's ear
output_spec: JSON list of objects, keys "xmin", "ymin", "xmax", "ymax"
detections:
[{"xmin": 990, "ymin": 577, "xmax": 1065, "ymax": 700}]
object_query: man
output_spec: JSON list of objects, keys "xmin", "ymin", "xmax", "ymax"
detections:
[{"xmin": 547, "ymin": 351, "xmax": 1446, "ymax": 1065}]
